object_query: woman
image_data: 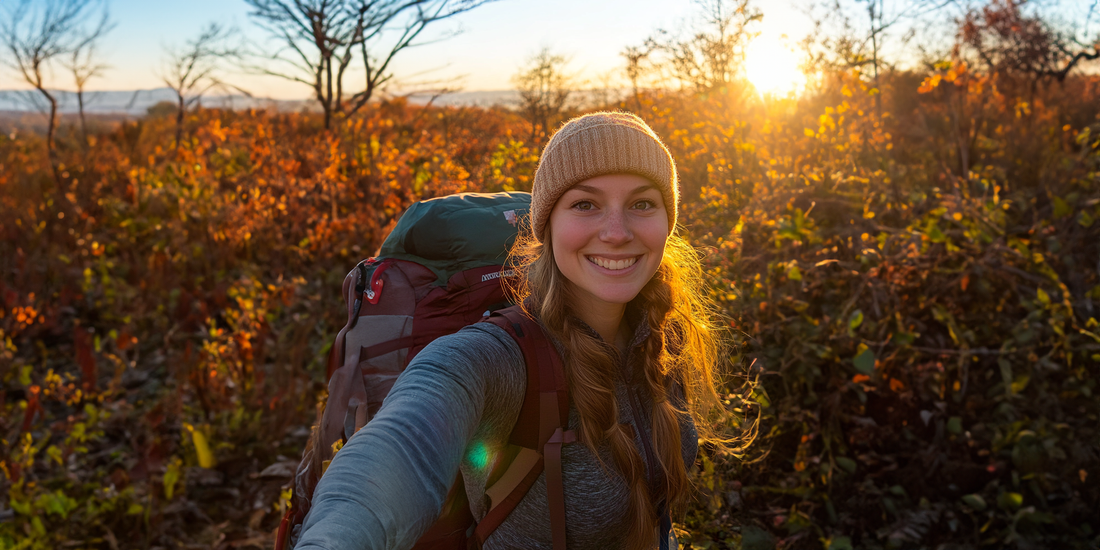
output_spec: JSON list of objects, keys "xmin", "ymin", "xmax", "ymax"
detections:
[{"xmin": 294, "ymin": 112, "xmax": 724, "ymax": 550}]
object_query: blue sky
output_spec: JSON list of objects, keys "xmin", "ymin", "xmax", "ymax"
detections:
[{"xmin": 2, "ymin": 0, "xmax": 815, "ymax": 99}]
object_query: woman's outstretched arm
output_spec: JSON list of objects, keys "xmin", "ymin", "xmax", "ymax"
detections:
[{"xmin": 293, "ymin": 322, "xmax": 525, "ymax": 550}]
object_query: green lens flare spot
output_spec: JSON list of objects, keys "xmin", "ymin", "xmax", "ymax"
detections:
[{"xmin": 467, "ymin": 441, "xmax": 491, "ymax": 471}]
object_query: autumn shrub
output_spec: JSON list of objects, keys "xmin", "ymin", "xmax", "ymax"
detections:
[
  {"xmin": 633, "ymin": 67, "xmax": 1100, "ymax": 549},
  {"xmin": 2, "ymin": 68, "xmax": 1098, "ymax": 550},
  {"xmin": 0, "ymin": 101, "xmax": 534, "ymax": 547}
]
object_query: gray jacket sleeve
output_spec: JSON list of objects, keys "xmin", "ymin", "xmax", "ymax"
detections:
[{"xmin": 293, "ymin": 322, "xmax": 525, "ymax": 550}]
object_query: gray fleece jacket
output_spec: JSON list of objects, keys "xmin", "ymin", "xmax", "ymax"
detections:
[{"xmin": 293, "ymin": 319, "xmax": 697, "ymax": 550}]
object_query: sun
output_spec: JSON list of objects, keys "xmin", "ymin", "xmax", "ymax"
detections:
[{"xmin": 744, "ymin": 32, "xmax": 806, "ymax": 97}]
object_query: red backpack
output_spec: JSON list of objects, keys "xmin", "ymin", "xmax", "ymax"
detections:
[{"xmin": 275, "ymin": 192, "xmax": 577, "ymax": 550}]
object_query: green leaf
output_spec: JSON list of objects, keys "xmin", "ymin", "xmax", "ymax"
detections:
[
  {"xmin": 961, "ymin": 493, "xmax": 987, "ymax": 511},
  {"xmin": 999, "ymin": 358, "xmax": 1014, "ymax": 397},
  {"xmin": 848, "ymin": 309, "xmax": 864, "ymax": 335},
  {"xmin": 1052, "ymin": 195, "xmax": 1072, "ymax": 219},
  {"xmin": 925, "ymin": 220, "xmax": 946, "ymax": 243},
  {"xmin": 892, "ymin": 331, "xmax": 916, "ymax": 346},
  {"xmin": 741, "ymin": 525, "xmax": 777, "ymax": 550},
  {"xmin": 827, "ymin": 536, "xmax": 853, "ymax": 550},
  {"xmin": 164, "ymin": 457, "xmax": 183, "ymax": 500},
  {"xmin": 787, "ymin": 263, "xmax": 802, "ymax": 281},
  {"xmin": 1079, "ymin": 209, "xmax": 1095, "ymax": 228},
  {"xmin": 997, "ymin": 491, "xmax": 1023, "ymax": 511},
  {"xmin": 835, "ymin": 456, "xmax": 857, "ymax": 474},
  {"xmin": 1010, "ymin": 374, "xmax": 1031, "ymax": 394},
  {"xmin": 1036, "ymin": 288, "xmax": 1051, "ymax": 306},
  {"xmin": 852, "ymin": 345, "xmax": 875, "ymax": 375},
  {"xmin": 947, "ymin": 416, "xmax": 963, "ymax": 434}
]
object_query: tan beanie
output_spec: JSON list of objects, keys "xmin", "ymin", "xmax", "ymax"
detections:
[{"xmin": 530, "ymin": 112, "xmax": 678, "ymax": 241}]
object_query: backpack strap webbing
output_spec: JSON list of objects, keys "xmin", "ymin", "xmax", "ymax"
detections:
[
  {"xmin": 473, "ymin": 307, "xmax": 574, "ymax": 550},
  {"xmin": 328, "ymin": 259, "xmax": 376, "ymax": 381}
]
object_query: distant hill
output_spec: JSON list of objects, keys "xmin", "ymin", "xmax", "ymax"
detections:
[
  {"xmin": 0, "ymin": 88, "xmax": 626, "ymax": 115},
  {"xmin": 0, "ymin": 88, "xmax": 312, "ymax": 116}
]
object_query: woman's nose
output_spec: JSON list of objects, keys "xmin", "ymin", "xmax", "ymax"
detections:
[{"xmin": 599, "ymin": 209, "xmax": 633, "ymax": 244}]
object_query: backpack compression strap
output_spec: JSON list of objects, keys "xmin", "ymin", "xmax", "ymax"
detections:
[{"xmin": 473, "ymin": 307, "xmax": 574, "ymax": 550}]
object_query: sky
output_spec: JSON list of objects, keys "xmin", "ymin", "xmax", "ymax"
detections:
[{"xmin": 0, "ymin": 0, "xmax": 816, "ymax": 100}]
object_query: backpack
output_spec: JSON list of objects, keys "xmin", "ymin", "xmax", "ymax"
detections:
[{"xmin": 274, "ymin": 192, "xmax": 579, "ymax": 550}]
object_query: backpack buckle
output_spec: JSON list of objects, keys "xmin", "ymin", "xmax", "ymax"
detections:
[{"xmin": 365, "ymin": 260, "xmax": 390, "ymax": 305}]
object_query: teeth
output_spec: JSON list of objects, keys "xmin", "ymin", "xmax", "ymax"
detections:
[{"xmin": 588, "ymin": 256, "xmax": 637, "ymax": 270}]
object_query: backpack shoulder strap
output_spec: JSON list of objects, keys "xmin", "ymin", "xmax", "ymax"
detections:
[
  {"xmin": 487, "ymin": 307, "xmax": 568, "ymax": 443},
  {"xmin": 473, "ymin": 306, "xmax": 574, "ymax": 550}
]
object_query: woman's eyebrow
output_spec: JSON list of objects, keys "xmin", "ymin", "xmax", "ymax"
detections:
[
  {"xmin": 568, "ymin": 183, "xmax": 658, "ymax": 195},
  {"xmin": 570, "ymin": 183, "xmax": 601, "ymax": 194}
]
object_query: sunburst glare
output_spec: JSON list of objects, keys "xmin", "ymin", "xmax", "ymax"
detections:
[{"xmin": 744, "ymin": 31, "xmax": 806, "ymax": 97}]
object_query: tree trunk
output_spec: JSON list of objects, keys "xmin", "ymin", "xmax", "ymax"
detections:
[
  {"xmin": 78, "ymin": 88, "xmax": 88, "ymax": 144},
  {"xmin": 45, "ymin": 90, "xmax": 58, "ymax": 162},
  {"xmin": 176, "ymin": 93, "xmax": 185, "ymax": 147},
  {"xmin": 324, "ymin": 57, "xmax": 334, "ymax": 130}
]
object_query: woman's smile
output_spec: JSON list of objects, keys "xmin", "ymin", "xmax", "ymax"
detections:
[{"xmin": 586, "ymin": 255, "xmax": 639, "ymax": 272}]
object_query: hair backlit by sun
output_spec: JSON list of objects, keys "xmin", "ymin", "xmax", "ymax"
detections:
[{"xmin": 744, "ymin": 32, "xmax": 806, "ymax": 97}]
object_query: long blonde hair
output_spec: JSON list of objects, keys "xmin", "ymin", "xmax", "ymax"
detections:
[{"xmin": 512, "ymin": 225, "xmax": 726, "ymax": 550}]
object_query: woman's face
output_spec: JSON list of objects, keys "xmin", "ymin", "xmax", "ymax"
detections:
[{"xmin": 548, "ymin": 173, "xmax": 669, "ymax": 310}]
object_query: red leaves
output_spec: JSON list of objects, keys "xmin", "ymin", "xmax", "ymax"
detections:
[
  {"xmin": 116, "ymin": 328, "xmax": 137, "ymax": 351},
  {"xmin": 21, "ymin": 385, "xmax": 41, "ymax": 433},
  {"xmin": 74, "ymin": 327, "xmax": 97, "ymax": 393}
]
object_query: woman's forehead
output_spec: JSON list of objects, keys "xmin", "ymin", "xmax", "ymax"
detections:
[{"xmin": 564, "ymin": 174, "xmax": 659, "ymax": 196}]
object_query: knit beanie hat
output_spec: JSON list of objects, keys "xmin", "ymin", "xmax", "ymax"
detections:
[{"xmin": 530, "ymin": 112, "xmax": 678, "ymax": 241}]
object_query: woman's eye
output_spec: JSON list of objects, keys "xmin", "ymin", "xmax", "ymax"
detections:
[
  {"xmin": 572, "ymin": 200, "xmax": 595, "ymax": 211},
  {"xmin": 632, "ymin": 199, "xmax": 656, "ymax": 210}
]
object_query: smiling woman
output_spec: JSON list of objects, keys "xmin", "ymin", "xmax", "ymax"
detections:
[{"xmin": 292, "ymin": 112, "xmax": 730, "ymax": 550}]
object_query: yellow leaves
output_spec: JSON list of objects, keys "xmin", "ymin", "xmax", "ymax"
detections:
[
  {"xmin": 918, "ymin": 74, "xmax": 942, "ymax": 94},
  {"xmin": 804, "ymin": 128, "xmax": 816, "ymax": 137},
  {"xmin": 1015, "ymin": 100, "xmax": 1031, "ymax": 118},
  {"xmin": 164, "ymin": 457, "xmax": 183, "ymax": 500},
  {"xmin": 184, "ymin": 423, "xmax": 216, "ymax": 468},
  {"xmin": 209, "ymin": 119, "xmax": 228, "ymax": 143}
]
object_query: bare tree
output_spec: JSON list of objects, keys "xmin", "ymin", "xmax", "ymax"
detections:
[
  {"xmin": 64, "ymin": 16, "xmax": 113, "ymax": 144},
  {"xmin": 1, "ymin": 0, "xmax": 108, "ymax": 162},
  {"xmin": 645, "ymin": 0, "xmax": 762, "ymax": 93},
  {"xmin": 622, "ymin": 44, "xmax": 654, "ymax": 112},
  {"xmin": 161, "ymin": 23, "xmax": 242, "ymax": 147},
  {"xmin": 245, "ymin": 0, "xmax": 496, "ymax": 130},
  {"xmin": 512, "ymin": 47, "xmax": 573, "ymax": 145},
  {"xmin": 799, "ymin": 0, "xmax": 953, "ymax": 117},
  {"xmin": 959, "ymin": 0, "xmax": 1099, "ymax": 83}
]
